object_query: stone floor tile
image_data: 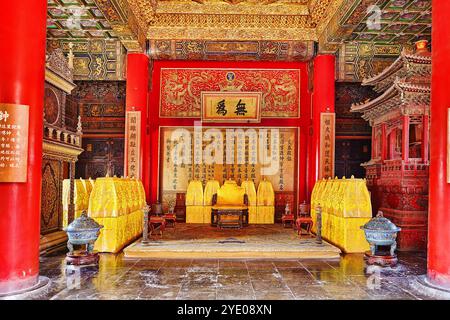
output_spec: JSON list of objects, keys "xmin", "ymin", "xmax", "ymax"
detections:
[
  {"xmin": 176, "ymin": 290, "xmax": 217, "ymax": 300},
  {"xmin": 289, "ymin": 285, "xmax": 331, "ymax": 300},
  {"xmin": 254, "ymin": 290, "xmax": 295, "ymax": 300},
  {"xmin": 26, "ymin": 250, "xmax": 432, "ymax": 300}
]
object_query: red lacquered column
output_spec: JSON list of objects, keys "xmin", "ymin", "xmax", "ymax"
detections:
[
  {"xmin": 309, "ymin": 54, "xmax": 335, "ymax": 194},
  {"xmin": 422, "ymin": 115, "xmax": 429, "ymax": 163},
  {"xmin": 381, "ymin": 124, "xmax": 387, "ymax": 161},
  {"xmin": 427, "ymin": 0, "xmax": 450, "ymax": 289},
  {"xmin": 125, "ymin": 53, "xmax": 149, "ymax": 185},
  {"xmin": 402, "ymin": 115, "xmax": 410, "ymax": 162},
  {"xmin": 371, "ymin": 126, "xmax": 376, "ymax": 159},
  {"xmin": 0, "ymin": 0, "xmax": 47, "ymax": 295}
]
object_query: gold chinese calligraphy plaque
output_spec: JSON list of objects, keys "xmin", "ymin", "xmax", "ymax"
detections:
[
  {"xmin": 0, "ymin": 103, "xmax": 29, "ymax": 183},
  {"xmin": 125, "ymin": 111, "xmax": 141, "ymax": 179},
  {"xmin": 319, "ymin": 112, "xmax": 335, "ymax": 179},
  {"xmin": 201, "ymin": 92, "xmax": 262, "ymax": 123}
]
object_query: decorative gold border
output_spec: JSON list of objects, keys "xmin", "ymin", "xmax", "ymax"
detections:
[
  {"xmin": 45, "ymin": 69, "xmax": 77, "ymax": 94},
  {"xmin": 159, "ymin": 68, "xmax": 301, "ymax": 119},
  {"xmin": 43, "ymin": 140, "xmax": 84, "ymax": 162},
  {"xmin": 201, "ymin": 91, "xmax": 262, "ymax": 123},
  {"xmin": 0, "ymin": 103, "xmax": 29, "ymax": 183}
]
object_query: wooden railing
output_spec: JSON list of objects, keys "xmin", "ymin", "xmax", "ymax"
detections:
[{"xmin": 43, "ymin": 116, "xmax": 82, "ymax": 148}]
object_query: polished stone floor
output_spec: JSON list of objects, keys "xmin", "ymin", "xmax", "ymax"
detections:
[
  {"xmin": 7, "ymin": 250, "xmax": 439, "ymax": 300},
  {"xmin": 124, "ymin": 224, "xmax": 341, "ymax": 259}
]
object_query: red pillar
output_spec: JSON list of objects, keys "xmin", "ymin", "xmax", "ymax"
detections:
[
  {"xmin": 371, "ymin": 126, "xmax": 376, "ymax": 159},
  {"xmin": 381, "ymin": 124, "xmax": 387, "ymax": 161},
  {"xmin": 0, "ymin": 0, "xmax": 47, "ymax": 294},
  {"xmin": 309, "ymin": 54, "xmax": 335, "ymax": 194},
  {"xmin": 125, "ymin": 53, "xmax": 149, "ymax": 188},
  {"xmin": 422, "ymin": 115, "xmax": 429, "ymax": 163},
  {"xmin": 402, "ymin": 115, "xmax": 410, "ymax": 162},
  {"xmin": 427, "ymin": 0, "xmax": 450, "ymax": 289}
]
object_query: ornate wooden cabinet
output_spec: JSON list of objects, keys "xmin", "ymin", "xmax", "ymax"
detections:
[
  {"xmin": 351, "ymin": 41, "xmax": 431, "ymax": 251},
  {"xmin": 40, "ymin": 48, "xmax": 83, "ymax": 254}
]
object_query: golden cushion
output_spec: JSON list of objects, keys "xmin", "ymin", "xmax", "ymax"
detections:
[{"xmin": 216, "ymin": 182, "xmax": 246, "ymax": 205}]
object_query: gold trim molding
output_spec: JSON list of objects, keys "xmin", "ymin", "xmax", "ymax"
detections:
[
  {"xmin": 124, "ymin": 0, "xmax": 344, "ymax": 42},
  {"xmin": 43, "ymin": 140, "xmax": 84, "ymax": 162},
  {"xmin": 147, "ymin": 26, "xmax": 317, "ymax": 41},
  {"xmin": 45, "ymin": 69, "xmax": 77, "ymax": 94}
]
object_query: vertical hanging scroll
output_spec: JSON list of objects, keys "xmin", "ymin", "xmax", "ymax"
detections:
[
  {"xmin": 124, "ymin": 111, "xmax": 141, "ymax": 179},
  {"xmin": 319, "ymin": 112, "xmax": 335, "ymax": 179},
  {"xmin": 0, "ymin": 103, "xmax": 29, "ymax": 182}
]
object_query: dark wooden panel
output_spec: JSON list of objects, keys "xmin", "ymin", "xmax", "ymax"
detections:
[
  {"xmin": 335, "ymin": 139, "xmax": 371, "ymax": 178},
  {"xmin": 41, "ymin": 159, "xmax": 63, "ymax": 234},
  {"xmin": 76, "ymin": 137, "xmax": 124, "ymax": 179}
]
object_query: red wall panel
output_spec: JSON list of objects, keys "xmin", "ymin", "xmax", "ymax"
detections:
[{"xmin": 145, "ymin": 60, "xmax": 312, "ymax": 207}]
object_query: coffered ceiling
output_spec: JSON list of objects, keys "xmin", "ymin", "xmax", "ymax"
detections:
[
  {"xmin": 348, "ymin": 0, "xmax": 431, "ymax": 44},
  {"xmin": 46, "ymin": 0, "xmax": 433, "ymax": 52},
  {"xmin": 319, "ymin": 0, "xmax": 431, "ymax": 53},
  {"xmin": 47, "ymin": 0, "xmax": 118, "ymax": 39}
]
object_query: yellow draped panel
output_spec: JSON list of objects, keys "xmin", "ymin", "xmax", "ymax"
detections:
[
  {"xmin": 256, "ymin": 180, "xmax": 275, "ymax": 206},
  {"xmin": 256, "ymin": 206, "xmax": 275, "ymax": 224},
  {"xmin": 93, "ymin": 209, "xmax": 143, "ymax": 253},
  {"xmin": 62, "ymin": 179, "xmax": 92, "ymax": 228},
  {"xmin": 241, "ymin": 180, "xmax": 257, "ymax": 206},
  {"xmin": 203, "ymin": 206, "xmax": 212, "ymax": 224},
  {"xmin": 310, "ymin": 177, "xmax": 371, "ymax": 253},
  {"xmin": 248, "ymin": 206, "xmax": 258, "ymax": 224},
  {"xmin": 83, "ymin": 177, "xmax": 146, "ymax": 253},
  {"xmin": 186, "ymin": 206, "xmax": 204, "ymax": 223},
  {"xmin": 204, "ymin": 180, "xmax": 220, "ymax": 206},
  {"xmin": 185, "ymin": 180, "xmax": 204, "ymax": 206}
]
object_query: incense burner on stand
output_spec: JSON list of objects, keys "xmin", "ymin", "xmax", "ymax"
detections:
[
  {"xmin": 64, "ymin": 211, "xmax": 103, "ymax": 265},
  {"xmin": 361, "ymin": 211, "xmax": 401, "ymax": 266}
]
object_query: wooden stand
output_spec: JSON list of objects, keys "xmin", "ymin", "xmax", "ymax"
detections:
[
  {"xmin": 296, "ymin": 217, "xmax": 313, "ymax": 236},
  {"xmin": 364, "ymin": 251, "xmax": 398, "ymax": 267},
  {"xmin": 281, "ymin": 214, "xmax": 294, "ymax": 228},
  {"xmin": 66, "ymin": 250, "xmax": 100, "ymax": 266}
]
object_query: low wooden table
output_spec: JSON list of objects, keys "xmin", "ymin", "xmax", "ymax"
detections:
[
  {"xmin": 212, "ymin": 209, "xmax": 249, "ymax": 229},
  {"xmin": 281, "ymin": 214, "xmax": 295, "ymax": 228},
  {"xmin": 149, "ymin": 216, "xmax": 166, "ymax": 237},
  {"xmin": 296, "ymin": 216, "xmax": 313, "ymax": 236}
]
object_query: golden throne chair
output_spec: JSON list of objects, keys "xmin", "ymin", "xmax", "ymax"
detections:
[{"xmin": 211, "ymin": 180, "xmax": 249, "ymax": 229}]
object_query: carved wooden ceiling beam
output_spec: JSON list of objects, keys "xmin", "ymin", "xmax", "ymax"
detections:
[
  {"xmin": 318, "ymin": 0, "xmax": 376, "ymax": 53},
  {"xmin": 94, "ymin": 0, "xmax": 146, "ymax": 52},
  {"xmin": 125, "ymin": 0, "xmax": 343, "ymax": 42},
  {"xmin": 148, "ymin": 39, "xmax": 316, "ymax": 61}
]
